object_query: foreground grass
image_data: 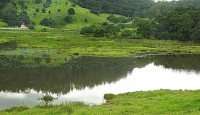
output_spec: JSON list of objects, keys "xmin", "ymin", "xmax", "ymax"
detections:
[{"xmin": 1, "ymin": 90, "xmax": 200, "ymax": 114}]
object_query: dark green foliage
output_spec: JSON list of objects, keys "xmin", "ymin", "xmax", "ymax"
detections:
[
  {"xmin": 42, "ymin": 8, "xmax": 46, "ymax": 13},
  {"xmin": 102, "ymin": 22, "xmax": 108, "ymax": 26},
  {"xmin": 34, "ymin": 58, "xmax": 42, "ymax": 65},
  {"xmin": 43, "ymin": 2, "xmax": 50, "ymax": 8},
  {"xmin": 64, "ymin": 15, "xmax": 73, "ymax": 23},
  {"xmin": 21, "ymin": 4, "xmax": 28, "ymax": 10},
  {"xmin": 68, "ymin": 8, "xmax": 75, "ymax": 15},
  {"xmin": 1, "ymin": 2, "xmax": 18, "ymax": 26},
  {"xmin": 80, "ymin": 26, "xmax": 95, "ymax": 35},
  {"xmin": 191, "ymin": 22, "xmax": 200, "ymax": 41},
  {"xmin": 48, "ymin": 10, "xmax": 51, "ymax": 14},
  {"xmin": 40, "ymin": 94, "xmax": 56, "ymax": 106},
  {"xmin": 57, "ymin": 9, "xmax": 61, "ymax": 12},
  {"xmin": 74, "ymin": 0, "xmax": 153, "ymax": 17},
  {"xmin": 154, "ymin": 6, "xmax": 200, "ymax": 41},
  {"xmin": 71, "ymin": 3, "xmax": 76, "ymax": 7},
  {"xmin": 84, "ymin": 18, "xmax": 88, "ymax": 23},
  {"xmin": 18, "ymin": 0, "xmax": 25, "ymax": 6},
  {"xmin": 40, "ymin": 18, "xmax": 54, "ymax": 27},
  {"xmin": 135, "ymin": 18, "xmax": 152, "ymax": 39},
  {"xmin": 107, "ymin": 15, "xmax": 131, "ymax": 23},
  {"xmin": 93, "ymin": 27, "xmax": 107, "ymax": 37},
  {"xmin": 41, "ymin": 28, "xmax": 48, "ymax": 32},
  {"xmin": 35, "ymin": 8, "xmax": 39, "ymax": 13},
  {"xmin": 80, "ymin": 24, "xmax": 120, "ymax": 37},
  {"xmin": 35, "ymin": 0, "xmax": 42, "ymax": 4},
  {"xmin": 33, "ymin": 13, "xmax": 37, "ymax": 17},
  {"xmin": 4, "ymin": 106, "xmax": 29, "ymax": 112},
  {"xmin": 66, "ymin": 2, "xmax": 68, "ymax": 5},
  {"xmin": 121, "ymin": 29, "xmax": 133, "ymax": 37},
  {"xmin": 27, "ymin": 23, "xmax": 35, "ymax": 30},
  {"xmin": 104, "ymin": 94, "xmax": 115, "ymax": 100}
]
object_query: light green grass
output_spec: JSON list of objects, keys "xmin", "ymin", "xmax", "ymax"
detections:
[
  {"xmin": 0, "ymin": 21, "xmax": 7, "ymax": 27},
  {"xmin": 1, "ymin": 30, "xmax": 200, "ymax": 67},
  {"xmin": 23, "ymin": 0, "xmax": 110, "ymax": 30},
  {"xmin": 1, "ymin": 90, "xmax": 200, "ymax": 114}
]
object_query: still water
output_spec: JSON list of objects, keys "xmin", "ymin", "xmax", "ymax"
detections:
[{"xmin": 1, "ymin": 55, "xmax": 200, "ymax": 110}]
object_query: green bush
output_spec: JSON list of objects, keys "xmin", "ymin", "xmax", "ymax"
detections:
[
  {"xmin": 104, "ymin": 94, "xmax": 115, "ymax": 100},
  {"xmin": 80, "ymin": 26, "xmax": 95, "ymax": 35}
]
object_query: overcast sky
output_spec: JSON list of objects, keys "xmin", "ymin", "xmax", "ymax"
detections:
[{"xmin": 154, "ymin": 0, "xmax": 179, "ymax": 2}]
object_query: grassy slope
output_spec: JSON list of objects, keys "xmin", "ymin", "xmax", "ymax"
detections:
[
  {"xmin": 23, "ymin": 0, "xmax": 110, "ymax": 30},
  {"xmin": 1, "ymin": 90, "xmax": 200, "ymax": 114}
]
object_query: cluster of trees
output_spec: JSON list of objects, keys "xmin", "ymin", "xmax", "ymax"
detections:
[
  {"xmin": 107, "ymin": 15, "xmax": 131, "ymax": 23},
  {"xmin": 80, "ymin": 5, "xmax": 200, "ymax": 42},
  {"xmin": 39, "ymin": 7, "xmax": 75, "ymax": 27},
  {"xmin": 74, "ymin": 0, "xmax": 200, "ymax": 19},
  {"xmin": 154, "ymin": 6, "xmax": 200, "ymax": 41},
  {"xmin": 74, "ymin": 0, "xmax": 154, "ymax": 17},
  {"xmin": 0, "ymin": 1, "xmax": 34, "ymax": 28},
  {"xmin": 80, "ymin": 22, "xmax": 141, "ymax": 39}
]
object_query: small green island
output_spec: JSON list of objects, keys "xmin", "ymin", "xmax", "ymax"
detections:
[{"xmin": 1, "ymin": 0, "xmax": 200, "ymax": 114}]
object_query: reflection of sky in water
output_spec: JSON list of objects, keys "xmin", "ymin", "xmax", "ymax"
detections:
[{"xmin": 1, "ymin": 62, "xmax": 200, "ymax": 110}]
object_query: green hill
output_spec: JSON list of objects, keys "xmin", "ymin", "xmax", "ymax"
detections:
[{"xmin": 19, "ymin": 0, "xmax": 110, "ymax": 30}]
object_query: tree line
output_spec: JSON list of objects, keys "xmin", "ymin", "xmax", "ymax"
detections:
[{"xmin": 80, "ymin": 6, "xmax": 200, "ymax": 41}]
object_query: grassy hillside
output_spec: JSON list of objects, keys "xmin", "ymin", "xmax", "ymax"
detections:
[
  {"xmin": 1, "ymin": 90, "xmax": 200, "ymax": 114},
  {"xmin": 22, "ymin": 0, "xmax": 110, "ymax": 30}
]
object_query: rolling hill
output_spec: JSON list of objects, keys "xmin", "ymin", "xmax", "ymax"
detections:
[{"xmin": 17, "ymin": 0, "xmax": 111, "ymax": 30}]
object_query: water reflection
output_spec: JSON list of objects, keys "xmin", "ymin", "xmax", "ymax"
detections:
[{"xmin": 1, "ymin": 55, "xmax": 200, "ymax": 110}]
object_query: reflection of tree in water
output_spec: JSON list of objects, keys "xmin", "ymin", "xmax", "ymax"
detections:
[
  {"xmin": 0, "ymin": 56, "xmax": 150, "ymax": 94},
  {"xmin": 2, "ymin": 55, "xmax": 199, "ymax": 94},
  {"xmin": 151, "ymin": 54, "xmax": 200, "ymax": 73}
]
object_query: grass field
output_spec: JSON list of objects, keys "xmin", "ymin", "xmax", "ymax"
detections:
[
  {"xmin": 1, "ymin": 30, "xmax": 200, "ymax": 67},
  {"xmin": 19, "ymin": 0, "xmax": 110, "ymax": 30},
  {"xmin": 1, "ymin": 90, "xmax": 200, "ymax": 114}
]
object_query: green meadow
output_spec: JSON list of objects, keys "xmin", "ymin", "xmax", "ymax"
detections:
[
  {"xmin": 1, "ymin": 30, "xmax": 200, "ymax": 67},
  {"xmin": 1, "ymin": 90, "xmax": 200, "ymax": 114},
  {"xmin": 1, "ymin": 0, "xmax": 200, "ymax": 114}
]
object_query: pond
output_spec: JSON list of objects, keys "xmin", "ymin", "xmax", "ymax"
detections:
[{"xmin": 1, "ymin": 54, "xmax": 200, "ymax": 110}]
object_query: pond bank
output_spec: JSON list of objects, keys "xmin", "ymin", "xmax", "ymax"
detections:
[
  {"xmin": 0, "ymin": 30, "xmax": 200, "ymax": 65},
  {"xmin": 1, "ymin": 89, "xmax": 200, "ymax": 114}
]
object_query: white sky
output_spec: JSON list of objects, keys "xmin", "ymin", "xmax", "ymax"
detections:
[{"xmin": 154, "ymin": 0, "xmax": 179, "ymax": 2}]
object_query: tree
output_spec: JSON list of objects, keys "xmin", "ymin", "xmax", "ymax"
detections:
[
  {"xmin": 57, "ymin": 9, "xmax": 61, "ymax": 12},
  {"xmin": 68, "ymin": 8, "xmax": 75, "ymax": 15},
  {"xmin": 64, "ymin": 15, "xmax": 73, "ymax": 23},
  {"xmin": 80, "ymin": 26, "xmax": 95, "ymax": 35},
  {"xmin": 36, "ymin": 8, "xmax": 39, "ymax": 13},
  {"xmin": 42, "ymin": 8, "xmax": 46, "ymax": 13},
  {"xmin": 40, "ymin": 18, "xmax": 54, "ymax": 27},
  {"xmin": 191, "ymin": 22, "xmax": 200, "ymax": 41},
  {"xmin": 18, "ymin": 0, "xmax": 25, "ymax": 6},
  {"xmin": 135, "ymin": 18, "xmax": 152, "ymax": 39},
  {"xmin": 35, "ymin": 0, "xmax": 42, "ymax": 4},
  {"xmin": 1, "ymin": 3, "xmax": 17, "ymax": 26}
]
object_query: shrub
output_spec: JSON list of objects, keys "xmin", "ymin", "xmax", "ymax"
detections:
[
  {"xmin": 42, "ymin": 8, "xmax": 46, "ymax": 13},
  {"xmin": 80, "ymin": 26, "xmax": 95, "ymax": 35},
  {"xmin": 121, "ymin": 29, "xmax": 133, "ymax": 37},
  {"xmin": 104, "ymin": 94, "xmax": 115, "ymax": 100},
  {"xmin": 64, "ymin": 15, "xmax": 73, "ymax": 23},
  {"xmin": 41, "ymin": 28, "xmax": 47, "ymax": 32},
  {"xmin": 68, "ymin": 8, "xmax": 75, "ymax": 15},
  {"xmin": 57, "ymin": 9, "xmax": 61, "ymax": 12},
  {"xmin": 27, "ymin": 23, "xmax": 35, "ymax": 30}
]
